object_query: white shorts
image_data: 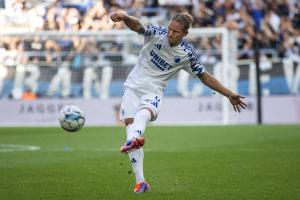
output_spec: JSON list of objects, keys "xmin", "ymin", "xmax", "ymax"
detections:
[{"xmin": 119, "ymin": 87, "xmax": 163, "ymax": 121}]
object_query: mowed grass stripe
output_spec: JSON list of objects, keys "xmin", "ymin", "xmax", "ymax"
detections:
[{"xmin": 0, "ymin": 125, "xmax": 300, "ymax": 200}]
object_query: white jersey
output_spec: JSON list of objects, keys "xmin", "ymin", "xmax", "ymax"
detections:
[{"xmin": 124, "ymin": 24, "xmax": 205, "ymax": 96}]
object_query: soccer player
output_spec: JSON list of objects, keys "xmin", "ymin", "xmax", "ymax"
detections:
[{"xmin": 110, "ymin": 11, "xmax": 247, "ymax": 193}]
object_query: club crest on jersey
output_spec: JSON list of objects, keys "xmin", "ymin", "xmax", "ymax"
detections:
[
  {"xmin": 174, "ymin": 56, "xmax": 180, "ymax": 63},
  {"xmin": 154, "ymin": 43, "xmax": 162, "ymax": 50}
]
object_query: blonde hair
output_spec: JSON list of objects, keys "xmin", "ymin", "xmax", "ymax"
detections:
[{"xmin": 171, "ymin": 13, "xmax": 194, "ymax": 31}]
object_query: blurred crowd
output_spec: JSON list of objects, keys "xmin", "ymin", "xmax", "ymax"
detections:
[
  {"xmin": 0, "ymin": 0, "xmax": 300, "ymax": 99},
  {"xmin": 0, "ymin": 0, "xmax": 299, "ymax": 59}
]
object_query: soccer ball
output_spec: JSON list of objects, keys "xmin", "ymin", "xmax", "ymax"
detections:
[{"xmin": 59, "ymin": 105, "xmax": 85, "ymax": 132}]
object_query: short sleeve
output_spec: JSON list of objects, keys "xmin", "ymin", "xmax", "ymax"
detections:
[
  {"xmin": 188, "ymin": 51, "xmax": 205, "ymax": 76},
  {"xmin": 181, "ymin": 41, "xmax": 205, "ymax": 77},
  {"xmin": 143, "ymin": 24, "xmax": 167, "ymax": 43}
]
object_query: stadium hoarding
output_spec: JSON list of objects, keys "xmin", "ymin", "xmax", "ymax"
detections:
[
  {"xmin": 157, "ymin": 96, "xmax": 300, "ymax": 125},
  {"xmin": 0, "ymin": 96, "xmax": 299, "ymax": 126},
  {"xmin": 0, "ymin": 98, "xmax": 121, "ymax": 126}
]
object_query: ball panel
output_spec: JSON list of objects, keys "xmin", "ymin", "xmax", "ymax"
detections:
[{"xmin": 59, "ymin": 105, "xmax": 85, "ymax": 132}]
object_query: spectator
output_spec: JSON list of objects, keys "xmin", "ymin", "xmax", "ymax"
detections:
[{"xmin": 21, "ymin": 88, "xmax": 37, "ymax": 100}]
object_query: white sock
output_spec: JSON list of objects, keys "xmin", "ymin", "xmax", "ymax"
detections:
[
  {"xmin": 128, "ymin": 148, "xmax": 144, "ymax": 183},
  {"xmin": 126, "ymin": 109, "xmax": 151, "ymax": 140},
  {"xmin": 126, "ymin": 109, "xmax": 151, "ymax": 183}
]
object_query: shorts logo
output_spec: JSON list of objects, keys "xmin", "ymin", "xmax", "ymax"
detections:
[
  {"xmin": 120, "ymin": 109, "xmax": 125, "ymax": 117},
  {"xmin": 143, "ymin": 96, "xmax": 161, "ymax": 108}
]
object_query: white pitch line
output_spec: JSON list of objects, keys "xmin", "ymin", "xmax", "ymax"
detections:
[{"xmin": 0, "ymin": 144, "xmax": 40, "ymax": 153}]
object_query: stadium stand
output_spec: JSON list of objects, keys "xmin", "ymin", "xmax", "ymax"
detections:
[{"xmin": 0, "ymin": 0, "xmax": 299, "ymax": 99}]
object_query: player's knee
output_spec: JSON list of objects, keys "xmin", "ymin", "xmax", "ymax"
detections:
[
  {"xmin": 143, "ymin": 108, "xmax": 155, "ymax": 121},
  {"xmin": 124, "ymin": 118, "xmax": 134, "ymax": 126}
]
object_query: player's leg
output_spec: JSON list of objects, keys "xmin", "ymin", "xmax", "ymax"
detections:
[
  {"xmin": 119, "ymin": 91, "xmax": 162, "ymax": 193},
  {"xmin": 121, "ymin": 94, "xmax": 163, "ymax": 153},
  {"xmin": 119, "ymin": 88, "xmax": 147, "ymax": 191},
  {"xmin": 122, "ymin": 110, "xmax": 152, "ymax": 193},
  {"xmin": 118, "ymin": 89, "xmax": 147, "ymax": 192},
  {"xmin": 121, "ymin": 108, "xmax": 152, "ymax": 152}
]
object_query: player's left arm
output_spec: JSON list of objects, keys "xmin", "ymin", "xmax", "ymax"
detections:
[{"xmin": 197, "ymin": 71, "xmax": 247, "ymax": 112}]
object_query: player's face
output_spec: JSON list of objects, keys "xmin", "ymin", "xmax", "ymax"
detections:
[{"xmin": 167, "ymin": 21, "xmax": 188, "ymax": 46}]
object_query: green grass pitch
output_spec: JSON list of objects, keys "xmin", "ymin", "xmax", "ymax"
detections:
[{"xmin": 1, "ymin": 125, "xmax": 300, "ymax": 200}]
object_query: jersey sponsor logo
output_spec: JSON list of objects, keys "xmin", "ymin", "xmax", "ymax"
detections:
[
  {"xmin": 149, "ymin": 50, "xmax": 173, "ymax": 71},
  {"xmin": 154, "ymin": 43, "xmax": 162, "ymax": 50}
]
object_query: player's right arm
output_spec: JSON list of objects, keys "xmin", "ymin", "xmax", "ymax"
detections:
[
  {"xmin": 110, "ymin": 11, "xmax": 145, "ymax": 34},
  {"xmin": 198, "ymin": 72, "xmax": 247, "ymax": 112}
]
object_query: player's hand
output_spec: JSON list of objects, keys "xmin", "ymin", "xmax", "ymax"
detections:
[
  {"xmin": 110, "ymin": 11, "xmax": 127, "ymax": 22},
  {"xmin": 228, "ymin": 94, "xmax": 247, "ymax": 112}
]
